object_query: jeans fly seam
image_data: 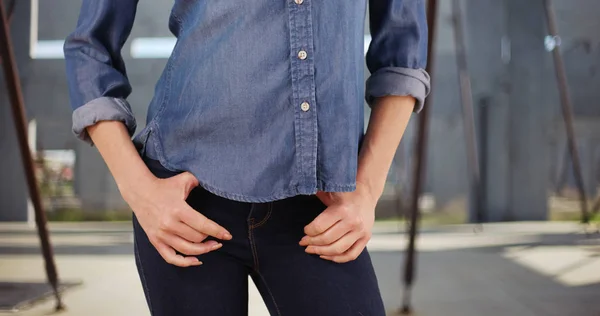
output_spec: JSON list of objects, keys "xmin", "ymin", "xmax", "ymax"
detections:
[
  {"xmin": 256, "ymin": 271, "xmax": 282, "ymax": 316},
  {"xmin": 251, "ymin": 202, "xmax": 273, "ymax": 228},
  {"xmin": 247, "ymin": 205, "xmax": 260, "ymax": 269},
  {"xmin": 134, "ymin": 235, "xmax": 154, "ymax": 315},
  {"xmin": 249, "ymin": 222, "xmax": 260, "ymax": 269}
]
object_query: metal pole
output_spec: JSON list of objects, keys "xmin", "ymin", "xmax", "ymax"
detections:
[
  {"xmin": 478, "ymin": 97, "xmax": 490, "ymax": 225},
  {"xmin": 554, "ymin": 146, "xmax": 569, "ymax": 195},
  {"xmin": 6, "ymin": 0, "xmax": 15, "ymax": 22},
  {"xmin": 400, "ymin": 0, "xmax": 438, "ymax": 313},
  {"xmin": 542, "ymin": 0, "xmax": 590, "ymax": 224},
  {"xmin": 0, "ymin": 3, "xmax": 64, "ymax": 311},
  {"xmin": 451, "ymin": 0, "xmax": 484, "ymax": 225}
]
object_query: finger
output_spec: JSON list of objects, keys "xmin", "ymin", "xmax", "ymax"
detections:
[
  {"xmin": 320, "ymin": 237, "xmax": 368, "ymax": 263},
  {"xmin": 300, "ymin": 220, "xmax": 352, "ymax": 246},
  {"xmin": 177, "ymin": 172, "xmax": 199, "ymax": 194},
  {"xmin": 170, "ymin": 171, "xmax": 199, "ymax": 198},
  {"xmin": 304, "ymin": 207, "xmax": 343, "ymax": 236},
  {"xmin": 315, "ymin": 191, "xmax": 332, "ymax": 205},
  {"xmin": 162, "ymin": 233, "xmax": 222, "ymax": 256},
  {"xmin": 154, "ymin": 241, "xmax": 203, "ymax": 267},
  {"xmin": 171, "ymin": 221, "xmax": 208, "ymax": 243},
  {"xmin": 178, "ymin": 205, "xmax": 232, "ymax": 240},
  {"xmin": 305, "ymin": 231, "xmax": 361, "ymax": 256}
]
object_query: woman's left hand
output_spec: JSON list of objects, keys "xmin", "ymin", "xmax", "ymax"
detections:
[{"xmin": 299, "ymin": 184, "xmax": 377, "ymax": 263}]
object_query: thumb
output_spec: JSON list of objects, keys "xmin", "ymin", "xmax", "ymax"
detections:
[
  {"xmin": 316, "ymin": 191, "xmax": 333, "ymax": 206},
  {"xmin": 174, "ymin": 172, "xmax": 199, "ymax": 195}
]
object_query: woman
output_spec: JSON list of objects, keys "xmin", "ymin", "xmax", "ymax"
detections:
[{"xmin": 64, "ymin": 0, "xmax": 429, "ymax": 315}]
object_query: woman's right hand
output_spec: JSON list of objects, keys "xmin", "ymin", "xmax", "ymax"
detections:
[
  {"xmin": 122, "ymin": 171, "xmax": 232, "ymax": 267},
  {"xmin": 86, "ymin": 121, "xmax": 232, "ymax": 268}
]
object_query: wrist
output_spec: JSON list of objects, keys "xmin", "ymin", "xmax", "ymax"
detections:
[
  {"xmin": 116, "ymin": 168, "xmax": 158, "ymax": 202},
  {"xmin": 355, "ymin": 180, "xmax": 381, "ymax": 205}
]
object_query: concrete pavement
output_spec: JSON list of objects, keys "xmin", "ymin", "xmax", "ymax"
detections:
[{"xmin": 1, "ymin": 222, "xmax": 599, "ymax": 315}]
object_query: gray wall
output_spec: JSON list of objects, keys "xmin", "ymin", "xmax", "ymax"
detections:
[
  {"xmin": 1, "ymin": 0, "xmax": 599, "ymax": 220},
  {"xmin": 0, "ymin": 1, "xmax": 31, "ymax": 221},
  {"xmin": 425, "ymin": 0, "xmax": 600, "ymax": 221}
]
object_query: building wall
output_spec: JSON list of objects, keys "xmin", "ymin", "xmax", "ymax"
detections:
[
  {"xmin": 0, "ymin": 1, "xmax": 31, "ymax": 221},
  {"xmin": 1, "ymin": 0, "xmax": 599, "ymax": 220}
]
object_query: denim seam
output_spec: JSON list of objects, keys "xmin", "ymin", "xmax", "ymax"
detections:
[
  {"xmin": 248, "ymin": 205, "xmax": 260, "ymax": 269},
  {"xmin": 142, "ymin": 130, "xmax": 357, "ymax": 201},
  {"xmin": 306, "ymin": 0, "xmax": 319, "ymax": 191},
  {"xmin": 172, "ymin": 13, "xmax": 183, "ymax": 28},
  {"xmin": 199, "ymin": 178, "xmax": 354, "ymax": 203},
  {"xmin": 153, "ymin": 46, "xmax": 177, "ymax": 123},
  {"xmin": 196, "ymin": 179, "xmax": 354, "ymax": 203},
  {"xmin": 251, "ymin": 203, "xmax": 273, "ymax": 229},
  {"xmin": 142, "ymin": 50, "xmax": 179, "ymax": 172},
  {"xmin": 136, "ymin": 125, "xmax": 153, "ymax": 158},
  {"xmin": 250, "ymin": 226, "xmax": 259, "ymax": 269},
  {"xmin": 256, "ymin": 271, "xmax": 282, "ymax": 316},
  {"xmin": 288, "ymin": 0, "xmax": 303, "ymax": 190},
  {"xmin": 247, "ymin": 203, "xmax": 282, "ymax": 316},
  {"xmin": 151, "ymin": 123, "xmax": 180, "ymax": 172},
  {"xmin": 134, "ymin": 236, "xmax": 154, "ymax": 315}
]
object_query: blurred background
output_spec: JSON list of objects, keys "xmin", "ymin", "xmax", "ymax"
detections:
[{"xmin": 1, "ymin": 0, "xmax": 599, "ymax": 315}]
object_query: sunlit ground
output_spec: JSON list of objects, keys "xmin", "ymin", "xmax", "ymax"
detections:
[{"xmin": 1, "ymin": 222, "xmax": 599, "ymax": 316}]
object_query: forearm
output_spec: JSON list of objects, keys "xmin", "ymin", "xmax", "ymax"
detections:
[
  {"xmin": 87, "ymin": 121, "xmax": 155, "ymax": 196},
  {"xmin": 356, "ymin": 96, "xmax": 414, "ymax": 200}
]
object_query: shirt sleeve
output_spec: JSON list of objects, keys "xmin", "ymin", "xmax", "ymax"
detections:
[
  {"xmin": 366, "ymin": 0, "xmax": 431, "ymax": 112},
  {"xmin": 63, "ymin": 0, "xmax": 139, "ymax": 145}
]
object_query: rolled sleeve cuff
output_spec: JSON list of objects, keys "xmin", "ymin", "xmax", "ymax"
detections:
[
  {"xmin": 72, "ymin": 97, "xmax": 137, "ymax": 145},
  {"xmin": 365, "ymin": 67, "xmax": 431, "ymax": 113}
]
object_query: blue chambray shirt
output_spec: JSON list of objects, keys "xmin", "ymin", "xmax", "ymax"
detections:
[{"xmin": 64, "ymin": 0, "xmax": 430, "ymax": 203}]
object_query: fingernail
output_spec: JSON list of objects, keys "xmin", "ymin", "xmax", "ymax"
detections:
[
  {"xmin": 212, "ymin": 243, "xmax": 222, "ymax": 250},
  {"xmin": 305, "ymin": 246, "xmax": 314, "ymax": 253},
  {"xmin": 222, "ymin": 232, "xmax": 233, "ymax": 240}
]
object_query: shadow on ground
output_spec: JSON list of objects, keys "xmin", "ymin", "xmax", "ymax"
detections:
[{"xmin": 1, "ymin": 225, "xmax": 599, "ymax": 316}]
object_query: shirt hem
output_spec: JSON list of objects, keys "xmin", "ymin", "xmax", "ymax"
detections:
[
  {"xmin": 194, "ymin": 179, "xmax": 357, "ymax": 203},
  {"xmin": 142, "ymin": 121, "xmax": 357, "ymax": 203}
]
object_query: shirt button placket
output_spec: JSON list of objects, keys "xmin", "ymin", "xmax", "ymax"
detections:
[{"xmin": 289, "ymin": 0, "xmax": 317, "ymax": 192}]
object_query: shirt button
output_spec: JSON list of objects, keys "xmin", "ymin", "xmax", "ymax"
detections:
[
  {"xmin": 295, "ymin": 0, "xmax": 304, "ymax": 4},
  {"xmin": 298, "ymin": 50, "xmax": 307, "ymax": 60},
  {"xmin": 300, "ymin": 102, "xmax": 310, "ymax": 112}
]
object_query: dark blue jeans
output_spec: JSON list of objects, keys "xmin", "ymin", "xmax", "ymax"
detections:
[{"xmin": 133, "ymin": 158, "xmax": 385, "ymax": 316}]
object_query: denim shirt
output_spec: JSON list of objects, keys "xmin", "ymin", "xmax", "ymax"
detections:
[{"xmin": 64, "ymin": 0, "xmax": 430, "ymax": 203}]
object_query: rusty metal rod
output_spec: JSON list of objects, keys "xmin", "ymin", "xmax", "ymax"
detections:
[
  {"xmin": 451, "ymin": 0, "xmax": 484, "ymax": 225},
  {"xmin": 554, "ymin": 146, "xmax": 569, "ymax": 195},
  {"xmin": 0, "ymin": 3, "xmax": 64, "ymax": 310},
  {"xmin": 6, "ymin": 0, "xmax": 15, "ymax": 22},
  {"xmin": 543, "ymin": 0, "xmax": 590, "ymax": 224},
  {"xmin": 400, "ymin": 0, "xmax": 438, "ymax": 314},
  {"xmin": 0, "ymin": 0, "xmax": 15, "ymax": 67}
]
